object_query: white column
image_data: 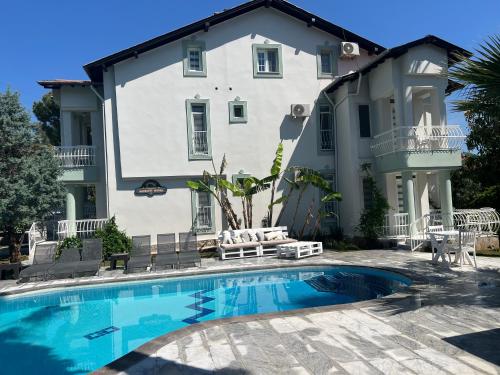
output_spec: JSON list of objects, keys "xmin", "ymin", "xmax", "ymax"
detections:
[
  {"xmin": 66, "ymin": 185, "xmax": 77, "ymax": 237},
  {"xmin": 402, "ymin": 171, "xmax": 416, "ymax": 234},
  {"xmin": 438, "ymin": 170, "xmax": 454, "ymax": 230}
]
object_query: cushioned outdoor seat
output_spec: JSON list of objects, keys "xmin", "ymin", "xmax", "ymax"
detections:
[
  {"xmin": 220, "ymin": 241, "xmax": 261, "ymax": 250},
  {"xmin": 259, "ymin": 238, "xmax": 297, "ymax": 246}
]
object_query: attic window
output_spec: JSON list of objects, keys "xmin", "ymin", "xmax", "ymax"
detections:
[{"xmin": 183, "ymin": 41, "xmax": 207, "ymax": 77}]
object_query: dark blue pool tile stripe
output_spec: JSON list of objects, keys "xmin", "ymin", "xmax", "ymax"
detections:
[
  {"xmin": 84, "ymin": 326, "xmax": 120, "ymax": 340},
  {"xmin": 182, "ymin": 289, "xmax": 215, "ymax": 325}
]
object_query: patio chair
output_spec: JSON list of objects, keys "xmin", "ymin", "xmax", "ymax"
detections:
[
  {"xmin": 154, "ymin": 233, "xmax": 178, "ymax": 271},
  {"xmin": 178, "ymin": 232, "xmax": 201, "ymax": 268},
  {"xmin": 46, "ymin": 248, "xmax": 82, "ymax": 279},
  {"xmin": 126, "ymin": 235, "xmax": 152, "ymax": 273},
  {"xmin": 458, "ymin": 230, "xmax": 478, "ymax": 269},
  {"xmin": 19, "ymin": 242, "xmax": 57, "ymax": 282},
  {"xmin": 77, "ymin": 238, "xmax": 103, "ymax": 276}
]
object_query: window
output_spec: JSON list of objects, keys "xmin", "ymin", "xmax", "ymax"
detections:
[
  {"xmin": 358, "ymin": 105, "xmax": 371, "ymax": 138},
  {"xmin": 186, "ymin": 99, "xmax": 211, "ymax": 159},
  {"xmin": 228, "ymin": 101, "xmax": 248, "ymax": 123},
  {"xmin": 320, "ymin": 172, "xmax": 337, "ymax": 223},
  {"xmin": 316, "ymin": 46, "xmax": 337, "ymax": 78},
  {"xmin": 362, "ymin": 178, "xmax": 373, "ymax": 210},
  {"xmin": 191, "ymin": 189, "xmax": 215, "ymax": 233},
  {"xmin": 318, "ymin": 102, "xmax": 334, "ymax": 151},
  {"xmin": 183, "ymin": 41, "xmax": 207, "ymax": 77},
  {"xmin": 252, "ymin": 44, "xmax": 283, "ymax": 78}
]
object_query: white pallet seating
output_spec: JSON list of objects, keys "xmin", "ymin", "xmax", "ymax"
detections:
[{"xmin": 277, "ymin": 241, "xmax": 323, "ymax": 259}]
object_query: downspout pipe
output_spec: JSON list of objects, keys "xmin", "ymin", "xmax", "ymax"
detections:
[
  {"xmin": 321, "ymin": 72, "xmax": 363, "ymax": 229},
  {"xmin": 90, "ymin": 84, "xmax": 110, "ymax": 219}
]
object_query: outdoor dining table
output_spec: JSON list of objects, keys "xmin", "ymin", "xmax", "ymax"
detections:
[{"xmin": 427, "ymin": 230, "xmax": 460, "ymax": 266}]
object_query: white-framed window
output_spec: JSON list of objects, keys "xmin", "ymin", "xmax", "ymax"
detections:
[
  {"xmin": 252, "ymin": 44, "xmax": 283, "ymax": 78},
  {"xmin": 182, "ymin": 40, "xmax": 207, "ymax": 77},
  {"xmin": 191, "ymin": 189, "xmax": 214, "ymax": 233},
  {"xmin": 228, "ymin": 100, "xmax": 248, "ymax": 123},
  {"xmin": 316, "ymin": 46, "xmax": 337, "ymax": 78},
  {"xmin": 186, "ymin": 99, "xmax": 211, "ymax": 159},
  {"xmin": 318, "ymin": 103, "xmax": 334, "ymax": 151},
  {"xmin": 187, "ymin": 47, "xmax": 202, "ymax": 72}
]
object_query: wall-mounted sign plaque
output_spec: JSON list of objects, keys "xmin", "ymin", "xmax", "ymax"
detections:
[{"xmin": 134, "ymin": 180, "xmax": 167, "ymax": 197}]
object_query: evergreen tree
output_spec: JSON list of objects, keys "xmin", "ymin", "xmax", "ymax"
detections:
[
  {"xmin": 0, "ymin": 89, "xmax": 65, "ymax": 262},
  {"xmin": 33, "ymin": 92, "xmax": 60, "ymax": 145}
]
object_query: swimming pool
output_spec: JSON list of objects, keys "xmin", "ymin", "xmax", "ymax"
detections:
[{"xmin": 0, "ymin": 266, "xmax": 410, "ymax": 374}]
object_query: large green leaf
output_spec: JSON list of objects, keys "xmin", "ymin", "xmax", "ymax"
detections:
[{"xmin": 270, "ymin": 142, "xmax": 283, "ymax": 176}]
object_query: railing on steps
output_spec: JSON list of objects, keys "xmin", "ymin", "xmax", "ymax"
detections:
[
  {"xmin": 378, "ymin": 213, "xmax": 409, "ymax": 239},
  {"xmin": 57, "ymin": 218, "xmax": 109, "ymax": 240}
]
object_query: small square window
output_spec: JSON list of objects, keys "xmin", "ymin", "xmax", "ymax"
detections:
[{"xmin": 228, "ymin": 101, "xmax": 248, "ymax": 124}]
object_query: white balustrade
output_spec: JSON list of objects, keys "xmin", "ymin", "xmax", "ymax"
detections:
[
  {"xmin": 371, "ymin": 125, "xmax": 465, "ymax": 157},
  {"xmin": 57, "ymin": 218, "xmax": 108, "ymax": 240},
  {"xmin": 195, "ymin": 206, "xmax": 212, "ymax": 230},
  {"xmin": 54, "ymin": 146, "xmax": 96, "ymax": 167},
  {"xmin": 378, "ymin": 213, "xmax": 409, "ymax": 238},
  {"xmin": 192, "ymin": 131, "xmax": 208, "ymax": 155}
]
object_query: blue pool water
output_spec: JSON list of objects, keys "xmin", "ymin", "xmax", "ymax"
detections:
[{"xmin": 0, "ymin": 266, "xmax": 410, "ymax": 374}]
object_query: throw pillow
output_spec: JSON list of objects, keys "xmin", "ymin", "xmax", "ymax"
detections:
[
  {"xmin": 264, "ymin": 231, "xmax": 279, "ymax": 241},
  {"xmin": 255, "ymin": 231, "xmax": 265, "ymax": 241},
  {"xmin": 221, "ymin": 231, "xmax": 232, "ymax": 244},
  {"xmin": 247, "ymin": 229, "xmax": 258, "ymax": 242},
  {"xmin": 231, "ymin": 233, "xmax": 243, "ymax": 243},
  {"xmin": 241, "ymin": 231, "xmax": 251, "ymax": 243}
]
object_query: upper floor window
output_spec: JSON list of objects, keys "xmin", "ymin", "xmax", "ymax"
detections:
[
  {"xmin": 186, "ymin": 99, "xmax": 211, "ymax": 159},
  {"xmin": 358, "ymin": 105, "xmax": 371, "ymax": 138},
  {"xmin": 318, "ymin": 102, "xmax": 334, "ymax": 151},
  {"xmin": 316, "ymin": 46, "xmax": 337, "ymax": 78},
  {"xmin": 183, "ymin": 40, "xmax": 207, "ymax": 77},
  {"xmin": 252, "ymin": 44, "xmax": 283, "ymax": 78}
]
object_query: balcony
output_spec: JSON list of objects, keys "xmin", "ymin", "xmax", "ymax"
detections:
[
  {"xmin": 192, "ymin": 130, "xmax": 209, "ymax": 155},
  {"xmin": 370, "ymin": 125, "xmax": 465, "ymax": 173},
  {"xmin": 54, "ymin": 146, "xmax": 98, "ymax": 182}
]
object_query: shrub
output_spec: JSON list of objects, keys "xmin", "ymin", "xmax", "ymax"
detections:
[
  {"xmin": 94, "ymin": 216, "xmax": 132, "ymax": 260},
  {"xmin": 56, "ymin": 236, "xmax": 82, "ymax": 257}
]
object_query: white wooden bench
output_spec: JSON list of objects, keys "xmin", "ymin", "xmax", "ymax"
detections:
[{"xmin": 217, "ymin": 226, "xmax": 297, "ymax": 260}]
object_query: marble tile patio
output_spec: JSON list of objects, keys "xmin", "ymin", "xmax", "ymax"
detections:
[{"xmin": 2, "ymin": 250, "xmax": 500, "ymax": 374}]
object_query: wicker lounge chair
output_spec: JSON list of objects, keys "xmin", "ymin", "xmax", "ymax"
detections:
[
  {"xmin": 77, "ymin": 238, "xmax": 103, "ymax": 276},
  {"xmin": 126, "ymin": 235, "xmax": 152, "ymax": 273},
  {"xmin": 19, "ymin": 242, "xmax": 57, "ymax": 282},
  {"xmin": 154, "ymin": 233, "xmax": 178, "ymax": 270},
  {"xmin": 178, "ymin": 232, "xmax": 201, "ymax": 268},
  {"xmin": 47, "ymin": 248, "xmax": 81, "ymax": 279}
]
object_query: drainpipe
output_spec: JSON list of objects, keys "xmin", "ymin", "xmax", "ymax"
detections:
[
  {"xmin": 322, "ymin": 72, "xmax": 363, "ymax": 228},
  {"xmin": 90, "ymin": 84, "xmax": 110, "ymax": 219}
]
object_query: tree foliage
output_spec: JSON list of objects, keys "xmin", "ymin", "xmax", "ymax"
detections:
[
  {"xmin": 0, "ymin": 89, "xmax": 65, "ymax": 261},
  {"xmin": 449, "ymin": 35, "xmax": 500, "ymax": 211},
  {"xmin": 33, "ymin": 92, "xmax": 60, "ymax": 145}
]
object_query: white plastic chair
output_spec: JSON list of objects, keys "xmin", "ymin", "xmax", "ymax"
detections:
[{"xmin": 458, "ymin": 230, "xmax": 477, "ymax": 269}]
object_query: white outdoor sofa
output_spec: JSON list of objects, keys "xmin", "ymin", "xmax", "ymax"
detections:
[{"xmin": 217, "ymin": 226, "xmax": 297, "ymax": 260}]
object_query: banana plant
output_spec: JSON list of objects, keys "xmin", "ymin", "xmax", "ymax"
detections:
[{"xmin": 263, "ymin": 142, "xmax": 283, "ymax": 226}]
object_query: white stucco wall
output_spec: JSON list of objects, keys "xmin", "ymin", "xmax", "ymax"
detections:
[{"xmin": 100, "ymin": 8, "xmax": 376, "ymax": 240}]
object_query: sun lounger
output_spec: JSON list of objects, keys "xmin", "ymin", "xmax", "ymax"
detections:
[
  {"xmin": 77, "ymin": 238, "xmax": 103, "ymax": 276},
  {"xmin": 47, "ymin": 247, "xmax": 81, "ymax": 279},
  {"xmin": 154, "ymin": 233, "xmax": 178, "ymax": 270},
  {"xmin": 126, "ymin": 235, "xmax": 152, "ymax": 273},
  {"xmin": 178, "ymin": 232, "xmax": 201, "ymax": 268},
  {"xmin": 19, "ymin": 242, "xmax": 57, "ymax": 282}
]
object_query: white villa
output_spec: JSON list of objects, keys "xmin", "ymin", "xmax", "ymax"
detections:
[{"xmin": 38, "ymin": 0, "xmax": 470, "ymax": 245}]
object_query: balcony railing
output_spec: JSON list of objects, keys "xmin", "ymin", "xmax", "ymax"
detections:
[
  {"xmin": 370, "ymin": 126, "xmax": 465, "ymax": 157},
  {"xmin": 320, "ymin": 129, "xmax": 334, "ymax": 151},
  {"xmin": 378, "ymin": 213, "xmax": 409, "ymax": 238},
  {"xmin": 192, "ymin": 131, "xmax": 209, "ymax": 155},
  {"xmin": 195, "ymin": 206, "xmax": 212, "ymax": 231},
  {"xmin": 57, "ymin": 218, "xmax": 108, "ymax": 240},
  {"xmin": 55, "ymin": 146, "xmax": 96, "ymax": 167}
]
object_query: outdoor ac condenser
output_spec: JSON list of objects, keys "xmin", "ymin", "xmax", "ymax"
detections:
[
  {"xmin": 340, "ymin": 42, "xmax": 360, "ymax": 59},
  {"xmin": 291, "ymin": 104, "xmax": 311, "ymax": 118}
]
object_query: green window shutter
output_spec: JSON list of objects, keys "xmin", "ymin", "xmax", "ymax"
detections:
[{"xmin": 358, "ymin": 105, "xmax": 371, "ymax": 138}]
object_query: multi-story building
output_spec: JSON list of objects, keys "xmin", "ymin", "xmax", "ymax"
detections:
[{"xmin": 38, "ymin": 0, "xmax": 467, "ymax": 244}]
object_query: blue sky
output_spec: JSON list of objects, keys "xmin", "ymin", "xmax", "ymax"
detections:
[{"xmin": 1, "ymin": 0, "xmax": 499, "ymax": 124}]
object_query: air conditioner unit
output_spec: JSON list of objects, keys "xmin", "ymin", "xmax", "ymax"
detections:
[
  {"xmin": 340, "ymin": 42, "xmax": 360, "ymax": 59},
  {"xmin": 290, "ymin": 104, "xmax": 311, "ymax": 118}
]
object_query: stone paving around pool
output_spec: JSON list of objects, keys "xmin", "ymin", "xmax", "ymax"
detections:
[{"xmin": 2, "ymin": 250, "xmax": 500, "ymax": 374}]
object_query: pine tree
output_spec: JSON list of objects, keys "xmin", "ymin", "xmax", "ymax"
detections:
[
  {"xmin": 0, "ymin": 89, "xmax": 65, "ymax": 262},
  {"xmin": 33, "ymin": 92, "xmax": 61, "ymax": 145}
]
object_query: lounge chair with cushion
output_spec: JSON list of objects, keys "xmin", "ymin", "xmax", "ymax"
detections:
[
  {"xmin": 77, "ymin": 238, "xmax": 103, "ymax": 276},
  {"xmin": 154, "ymin": 233, "xmax": 178, "ymax": 270},
  {"xmin": 19, "ymin": 242, "xmax": 57, "ymax": 282},
  {"xmin": 46, "ymin": 247, "xmax": 82, "ymax": 279},
  {"xmin": 178, "ymin": 232, "xmax": 201, "ymax": 268},
  {"xmin": 126, "ymin": 235, "xmax": 152, "ymax": 273}
]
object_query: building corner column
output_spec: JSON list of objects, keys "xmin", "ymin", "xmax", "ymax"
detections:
[
  {"xmin": 65, "ymin": 185, "xmax": 76, "ymax": 237},
  {"xmin": 402, "ymin": 171, "xmax": 416, "ymax": 235},
  {"xmin": 438, "ymin": 170, "xmax": 454, "ymax": 230}
]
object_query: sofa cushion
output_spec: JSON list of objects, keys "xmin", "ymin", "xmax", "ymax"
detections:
[
  {"xmin": 220, "ymin": 242, "xmax": 260, "ymax": 250},
  {"xmin": 231, "ymin": 233, "xmax": 243, "ymax": 243},
  {"xmin": 260, "ymin": 238, "xmax": 297, "ymax": 246},
  {"xmin": 241, "ymin": 231, "xmax": 251, "ymax": 243},
  {"xmin": 221, "ymin": 230, "xmax": 232, "ymax": 244},
  {"xmin": 246, "ymin": 229, "xmax": 259, "ymax": 242},
  {"xmin": 255, "ymin": 231, "xmax": 265, "ymax": 241},
  {"xmin": 264, "ymin": 231, "xmax": 285, "ymax": 241}
]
